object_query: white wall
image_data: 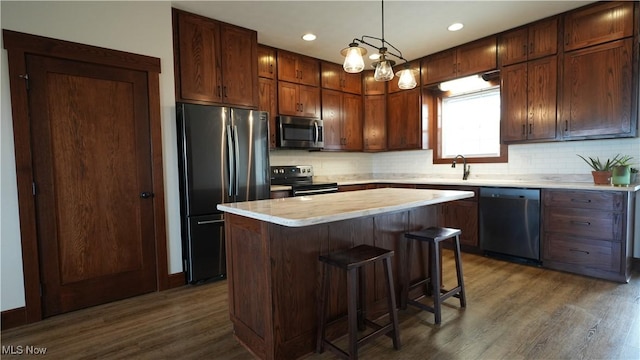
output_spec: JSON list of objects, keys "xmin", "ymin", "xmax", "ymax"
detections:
[{"xmin": 0, "ymin": 1, "xmax": 182, "ymax": 311}]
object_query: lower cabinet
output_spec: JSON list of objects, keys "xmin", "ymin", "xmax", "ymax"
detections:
[
  {"xmin": 417, "ymin": 185, "xmax": 479, "ymax": 250},
  {"xmin": 270, "ymin": 190, "xmax": 291, "ymax": 199},
  {"xmin": 542, "ymin": 189, "xmax": 633, "ymax": 282}
]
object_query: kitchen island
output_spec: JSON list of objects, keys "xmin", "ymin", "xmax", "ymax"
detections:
[{"xmin": 217, "ymin": 188, "xmax": 474, "ymax": 360}]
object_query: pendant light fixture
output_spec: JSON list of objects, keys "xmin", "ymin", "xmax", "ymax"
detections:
[{"xmin": 340, "ymin": 0, "xmax": 417, "ymax": 89}]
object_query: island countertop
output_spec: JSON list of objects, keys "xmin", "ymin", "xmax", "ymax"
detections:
[{"xmin": 217, "ymin": 187, "xmax": 474, "ymax": 227}]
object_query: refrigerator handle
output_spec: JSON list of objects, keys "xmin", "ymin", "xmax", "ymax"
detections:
[
  {"xmin": 226, "ymin": 124, "xmax": 235, "ymax": 198},
  {"xmin": 233, "ymin": 125, "xmax": 240, "ymax": 197}
]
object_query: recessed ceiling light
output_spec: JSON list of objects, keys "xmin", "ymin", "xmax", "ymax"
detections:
[
  {"xmin": 448, "ymin": 23, "xmax": 464, "ymax": 32},
  {"xmin": 302, "ymin": 33, "xmax": 316, "ymax": 41}
]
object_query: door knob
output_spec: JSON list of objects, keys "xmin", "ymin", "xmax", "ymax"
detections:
[{"xmin": 140, "ymin": 192, "xmax": 154, "ymax": 199}]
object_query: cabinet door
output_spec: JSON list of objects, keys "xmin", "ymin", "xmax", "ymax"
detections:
[
  {"xmin": 387, "ymin": 89, "xmax": 420, "ymax": 150},
  {"xmin": 501, "ymin": 62, "xmax": 528, "ymax": 142},
  {"xmin": 527, "ymin": 56, "xmax": 557, "ymax": 141},
  {"xmin": 258, "ymin": 45, "xmax": 276, "ymax": 79},
  {"xmin": 342, "ymin": 72, "xmax": 362, "ymax": 95},
  {"xmin": 443, "ymin": 201, "xmax": 478, "ymax": 247},
  {"xmin": 456, "ymin": 37, "xmax": 497, "ymax": 78},
  {"xmin": 363, "ymin": 70, "xmax": 386, "ymax": 95},
  {"xmin": 342, "ymin": 93, "xmax": 363, "ymax": 150},
  {"xmin": 528, "ymin": 17, "xmax": 558, "ymax": 60},
  {"xmin": 277, "ymin": 81, "xmax": 299, "ymax": 116},
  {"xmin": 297, "ymin": 55, "xmax": 320, "ymax": 87},
  {"xmin": 422, "ymin": 49, "xmax": 457, "ymax": 85},
  {"xmin": 176, "ymin": 11, "xmax": 221, "ymax": 103},
  {"xmin": 321, "ymin": 89, "xmax": 343, "ymax": 150},
  {"xmin": 277, "ymin": 51, "xmax": 300, "ymax": 83},
  {"xmin": 499, "ymin": 27, "xmax": 529, "ymax": 66},
  {"xmin": 564, "ymin": 1, "xmax": 634, "ymax": 51},
  {"xmin": 561, "ymin": 39, "xmax": 633, "ymax": 139},
  {"xmin": 258, "ymin": 78, "xmax": 277, "ymax": 148},
  {"xmin": 220, "ymin": 24, "xmax": 257, "ymax": 107},
  {"xmin": 321, "ymin": 62, "xmax": 342, "ymax": 91},
  {"xmin": 363, "ymin": 94, "xmax": 387, "ymax": 151},
  {"xmin": 297, "ymin": 84, "xmax": 320, "ymax": 118}
]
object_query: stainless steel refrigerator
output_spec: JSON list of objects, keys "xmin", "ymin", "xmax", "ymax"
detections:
[{"xmin": 176, "ymin": 103, "xmax": 270, "ymax": 283}]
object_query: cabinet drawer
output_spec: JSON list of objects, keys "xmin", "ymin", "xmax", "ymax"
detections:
[
  {"xmin": 543, "ymin": 234, "xmax": 621, "ymax": 273},
  {"xmin": 544, "ymin": 208, "xmax": 622, "ymax": 240},
  {"xmin": 543, "ymin": 190, "xmax": 623, "ymax": 211}
]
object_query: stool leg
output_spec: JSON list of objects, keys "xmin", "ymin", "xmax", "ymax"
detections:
[
  {"xmin": 453, "ymin": 235, "xmax": 467, "ymax": 308},
  {"xmin": 383, "ymin": 257, "xmax": 401, "ymax": 350},
  {"xmin": 357, "ymin": 267, "xmax": 366, "ymax": 331},
  {"xmin": 400, "ymin": 238, "xmax": 412, "ymax": 310},
  {"xmin": 316, "ymin": 263, "xmax": 330, "ymax": 353},
  {"xmin": 347, "ymin": 268, "xmax": 359, "ymax": 360},
  {"xmin": 431, "ymin": 242, "xmax": 442, "ymax": 325}
]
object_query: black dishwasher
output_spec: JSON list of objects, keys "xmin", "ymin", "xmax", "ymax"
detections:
[{"xmin": 479, "ymin": 187, "xmax": 541, "ymax": 263}]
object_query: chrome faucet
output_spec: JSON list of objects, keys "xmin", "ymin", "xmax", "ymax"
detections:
[{"xmin": 452, "ymin": 155, "xmax": 470, "ymax": 180}]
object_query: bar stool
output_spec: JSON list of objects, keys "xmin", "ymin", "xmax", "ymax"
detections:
[
  {"xmin": 316, "ymin": 244, "xmax": 401, "ymax": 360},
  {"xmin": 401, "ymin": 227, "xmax": 466, "ymax": 325}
]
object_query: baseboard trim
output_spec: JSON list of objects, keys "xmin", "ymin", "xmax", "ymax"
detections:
[
  {"xmin": 1, "ymin": 307, "xmax": 27, "ymax": 330},
  {"xmin": 167, "ymin": 272, "xmax": 186, "ymax": 289}
]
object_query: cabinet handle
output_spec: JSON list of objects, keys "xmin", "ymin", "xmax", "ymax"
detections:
[
  {"xmin": 570, "ymin": 198, "xmax": 592, "ymax": 203},
  {"xmin": 300, "ymin": 103, "xmax": 304, "ymax": 112},
  {"xmin": 269, "ymin": 64, "xmax": 273, "ymax": 74},
  {"xmin": 570, "ymin": 220, "xmax": 591, "ymax": 226},
  {"xmin": 453, "ymin": 63, "xmax": 456, "ymax": 74},
  {"xmin": 564, "ymin": 120, "xmax": 568, "ymax": 132},
  {"xmin": 522, "ymin": 124, "xmax": 526, "ymax": 136},
  {"xmin": 223, "ymin": 86, "xmax": 228, "ymax": 98},
  {"xmin": 529, "ymin": 123, "xmax": 532, "ymax": 134},
  {"xmin": 529, "ymin": 42, "xmax": 534, "ymax": 54},
  {"xmin": 569, "ymin": 248, "xmax": 590, "ymax": 255},
  {"xmin": 217, "ymin": 85, "xmax": 222, "ymax": 97},
  {"xmin": 522, "ymin": 44, "xmax": 527, "ymax": 56}
]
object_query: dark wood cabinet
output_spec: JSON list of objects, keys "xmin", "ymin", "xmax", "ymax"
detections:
[
  {"xmin": 363, "ymin": 70, "xmax": 386, "ymax": 95},
  {"xmin": 363, "ymin": 94, "xmax": 387, "ymax": 151},
  {"xmin": 270, "ymin": 190, "xmax": 291, "ymax": 199},
  {"xmin": 321, "ymin": 61, "xmax": 362, "ymax": 94},
  {"xmin": 499, "ymin": 17, "xmax": 558, "ymax": 66},
  {"xmin": 277, "ymin": 50, "xmax": 320, "ymax": 87},
  {"xmin": 560, "ymin": 39, "xmax": 635, "ymax": 139},
  {"xmin": 387, "ymin": 88, "xmax": 421, "ymax": 150},
  {"xmin": 564, "ymin": 1, "xmax": 634, "ymax": 52},
  {"xmin": 321, "ymin": 89, "xmax": 363, "ymax": 150},
  {"xmin": 422, "ymin": 37, "xmax": 497, "ymax": 85},
  {"xmin": 258, "ymin": 77, "xmax": 277, "ymax": 148},
  {"xmin": 278, "ymin": 81, "xmax": 320, "ymax": 118},
  {"xmin": 173, "ymin": 9, "xmax": 258, "ymax": 107},
  {"xmin": 338, "ymin": 184, "xmax": 368, "ymax": 192},
  {"xmin": 542, "ymin": 189, "xmax": 632, "ymax": 283},
  {"xmin": 501, "ymin": 56, "xmax": 557, "ymax": 143},
  {"xmin": 258, "ymin": 45, "xmax": 276, "ymax": 79}
]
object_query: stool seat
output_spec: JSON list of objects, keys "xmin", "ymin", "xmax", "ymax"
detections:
[
  {"xmin": 317, "ymin": 244, "xmax": 401, "ymax": 359},
  {"xmin": 402, "ymin": 226, "xmax": 466, "ymax": 325}
]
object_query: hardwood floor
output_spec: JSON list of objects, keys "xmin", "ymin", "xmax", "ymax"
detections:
[{"xmin": 2, "ymin": 252, "xmax": 639, "ymax": 359}]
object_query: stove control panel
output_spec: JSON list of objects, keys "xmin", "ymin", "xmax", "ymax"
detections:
[{"xmin": 270, "ymin": 165, "xmax": 314, "ymax": 180}]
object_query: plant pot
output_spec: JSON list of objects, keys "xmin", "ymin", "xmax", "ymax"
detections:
[
  {"xmin": 591, "ymin": 170, "xmax": 612, "ymax": 185},
  {"xmin": 611, "ymin": 165, "xmax": 631, "ymax": 186}
]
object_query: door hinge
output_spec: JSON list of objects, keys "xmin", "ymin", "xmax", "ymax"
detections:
[{"xmin": 19, "ymin": 74, "xmax": 29, "ymax": 90}]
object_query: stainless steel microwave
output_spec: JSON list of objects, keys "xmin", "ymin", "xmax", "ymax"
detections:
[{"xmin": 276, "ymin": 116, "xmax": 324, "ymax": 149}]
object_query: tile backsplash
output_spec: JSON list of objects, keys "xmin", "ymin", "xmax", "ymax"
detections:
[{"xmin": 270, "ymin": 137, "xmax": 640, "ymax": 180}]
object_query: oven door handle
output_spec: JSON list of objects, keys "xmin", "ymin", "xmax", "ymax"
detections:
[{"xmin": 293, "ymin": 187, "xmax": 339, "ymax": 196}]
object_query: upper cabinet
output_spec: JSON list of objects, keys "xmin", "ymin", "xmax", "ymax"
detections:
[
  {"xmin": 321, "ymin": 61, "xmax": 362, "ymax": 94},
  {"xmin": 363, "ymin": 70, "xmax": 386, "ymax": 95},
  {"xmin": 387, "ymin": 88, "xmax": 421, "ymax": 150},
  {"xmin": 499, "ymin": 17, "xmax": 558, "ymax": 66},
  {"xmin": 564, "ymin": 1, "xmax": 634, "ymax": 51},
  {"xmin": 172, "ymin": 9, "xmax": 258, "ymax": 108},
  {"xmin": 322, "ymin": 89, "xmax": 363, "ymax": 151},
  {"xmin": 258, "ymin": 45, "xmax": 276, "ymax": 79},
  {"xmin": 278, "ymin": 82, "xmax": 320, "ymax": 118},
  {"xmin": 422, "ymin": 36, "xmax": 497, "ymax": 85},
  {"xmin": 277, "ymin": 50, "xmax": 320, "ymax": 87}
]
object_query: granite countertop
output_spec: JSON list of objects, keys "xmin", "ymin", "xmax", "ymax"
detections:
[
  {"xmin": 271, "ymin": 177, "xmax": 640, "ymax": 192},
  {"xmin": 217, "ymin": 188, "xmax": 474, "ymax": 227}
]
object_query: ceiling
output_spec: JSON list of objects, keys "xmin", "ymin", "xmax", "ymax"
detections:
[{"xmin": 171, "ymin": 1, "xmax": 594, "ymax": 69}]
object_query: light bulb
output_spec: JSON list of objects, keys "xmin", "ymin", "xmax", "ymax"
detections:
[
  {"xmin": 342, "ymin": 46, "xmax": 366, "ymax": 73},
  {"xmin": 374, "ymin": 59, "xmax": 394, "ymax": 81},
  {"xmin": 396, "ymin": 69, "xmax": 417, "ymax": 89}
]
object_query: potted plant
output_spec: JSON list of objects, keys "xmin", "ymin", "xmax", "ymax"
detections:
[
  {"xmin": 577, "ymin": 154, "xmax": 622, "ymax": 185},
  {"xmin": 611, "ymin": 155, "xmax": 633, "ymax": 186}
]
